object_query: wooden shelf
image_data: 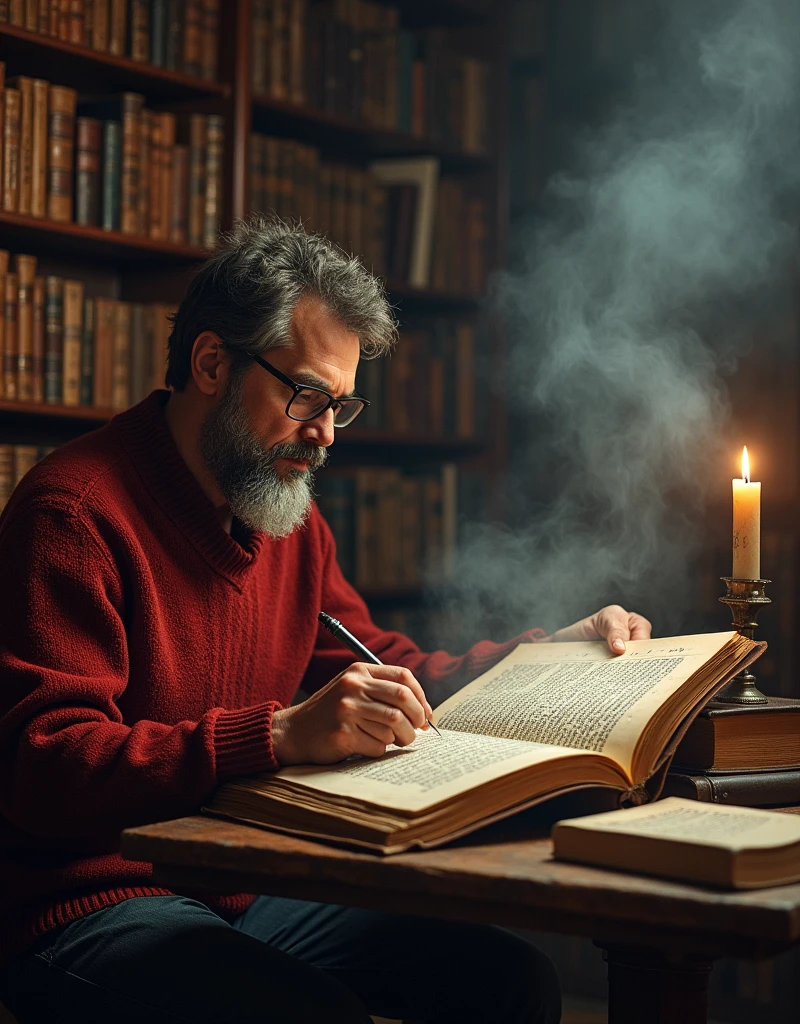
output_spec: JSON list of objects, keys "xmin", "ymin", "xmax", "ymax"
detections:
[
  {"xmin": 0, "ymin": 23, "xmax": 230, "ymax": 101},
  {"xmin": 0, "ymin": 210, "xmax": 209, "ymax": 265},
  {"xmin": 0, "ymin": 399, "xmax": 113, "ymax": 425},
  {"xmin": 252, "ymin": 95, "xmax": 492, "ymax": 172}
]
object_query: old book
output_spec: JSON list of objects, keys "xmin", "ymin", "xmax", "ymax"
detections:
[
  {"xmin": 251, "ymin": 0, "xmax": 269, "ymax": 95},
  {"xmin": 182, "ymin": 0, "xmax": 202, "ymax": 78},
  {"xmin": 3, "ymin": 87, "xmax": 20, "ymax": 212},
  {"xmin": 164, "ymin": 0, "xmax": 182, "ymax": 71},
  {"xmin": 3, "ymin": 273, "xmax": 17, "ymax": 399},
  {"xmin": 111, "ymin": 299, "xmax": 130, "ymax": 409},
  {"xmin": 269, "ymin": 0, "xmax": 289, "ymax": 101},
  {"xmin": 67, "ymin": 0, "xmax": 83, "ymax": 44},
  {"xmin": 370, "ymin": 157, "xmax": 439, "ymax": 288},
  {"xmin": 150, "ymin": 0, "xmax": 167, "ymax": 66},
  {"xmin": 129, "ymin": 0, "xmax": 149, "ymax": 61},
  {"xmin": 47, "ymin": 85, "xmax": 77, "ymax": 222},
  {"xmin": 148, "ymin": 112, "xmax": 163, "ymax": 238},
  {"xmin": 206, "ymin": 632, "xmax": 765, "ymax": 853},
  {"xmin": 200, "ymin": 0, "xmax": 219, "ymax": 82},
  {"xmin": 14, "ymin": 253, "xmax": 36, "ymax": 402},
  {"xmin": 8, "ymin": 0, "xmax": 22, "ymax": 25},
  {"xmin": 79, "ymin": 93, "xmax": 144, "ymax": 235},
  {"xmin": 662, "ymin": 766, "xmax": 800, "ymax": 808},
  {"xmin": 29, "ymin": 78, "xmax": 47, "ymax": 217},
  {"xmin": 75, "ymin": 116, "xmax": 101, "ymax": 226},
  {"xmin": 31, "ymin": 274, "xmax": 44, "ymax": 403},
  {"xmin": 91, "ymin": 0, "xmax": 108, "ymax": 50},
  {"xmin": 82, "ymin": 0, "xmax": 93, "ymax": 46},
  {"xmin": 552, "ymin": 797, "xmax": 800, "ymax": 889},
  {"xmin": 108, "ymin": 0, "xmax": 126, "ymax": 55},
  {"xmin": 185, "ymin": 111, "xmax": 206, "ymax": 246},
  {"xmin": 158, "ymin": 111, "xmax": 175, "ymax": 242},
  {"xmin": 100, "ymin": 119, "xmax": 121, "ymax": 231},
  {"xmin": 92, "ymin": 296, "xmax": 115, "ymax": 407},
  {"xmin": 170, "ymin": 141, "xmax": 189, "ymax": 243},
  {"xmin": 6, "ymin": 77, "xmax": 32, "ymax": 214},
  {"xmin": 43, "ymin": 275, "xmax": 63, "ymax": 404},
  {"xmin": 137, "ymin": 108, "xmax": 150, "ymax": 235},
  {"xmin": 673, "ymin": 697, "xmax": 800, "ymax": 771},
  {"xmin": 36, "ymin": 0, "xmax": 49, "ymax": 35},
  {"xmin": 203, "ymin": 113, "xmax": 224, "ymax": 248},
  {"xmin": 79, "ymin": 294, "xmax": 94, "ymax": 406},
  {"xmin": 24, "ymin": 0, "xmax": 36, "ymax": 29},
  {"xmin": 61, "ymin": 278, "xmax": 84, "ymax": 406}
]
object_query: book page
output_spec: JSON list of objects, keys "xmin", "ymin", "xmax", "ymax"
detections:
[
  {"xmin": 558, "ymin": 797, "xmax": 800, "ymax": 851},
  {"xmin": 433, "ymin": 633, "xmax": 738, "ymax": 776},
  {"xmin": 268, "ymin": 729, "xmax": 608, "ymax": 813}
]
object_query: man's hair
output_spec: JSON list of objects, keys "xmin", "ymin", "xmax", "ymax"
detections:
[{"xmin": 165, "ymin": 214, "xmax": 398, "ymax": 390}]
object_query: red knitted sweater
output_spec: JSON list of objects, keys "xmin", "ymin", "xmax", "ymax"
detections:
[{"xmin": 0, "ymin": 391, "xmax": 544, "ymax": 962}]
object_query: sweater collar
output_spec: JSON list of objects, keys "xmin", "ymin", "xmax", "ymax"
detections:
[{"xmin": 112, "ymin": 391, "xmax": 267, "ymax": 582}]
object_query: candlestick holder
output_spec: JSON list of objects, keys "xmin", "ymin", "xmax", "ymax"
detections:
[{"xmin": 717, "ymin": 577, "xmax": 770, "ymax": 704}]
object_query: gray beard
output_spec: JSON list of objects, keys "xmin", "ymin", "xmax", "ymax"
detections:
[{"xmin": 199, "ymin": 372, "xmax": 328, "ymax": 539}]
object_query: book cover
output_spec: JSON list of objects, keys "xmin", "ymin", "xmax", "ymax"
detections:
[
  {"xmin": 108, "ymin": 0, "xmax": 126, "ymax": 56},
  {"xmin": 182, "ymin": 0, "xmax": 203, "ymax": 78},
  {"xmin": 129, "ymin": 0, "xmax": 150, "ymax": 61},
  {"xmin": 14, "ymin": 253, "xmax": 36, "ymax": 402},
  {"xmin": 61, "ymin": 279, "xmax": 84, "ymax": 406},
  {"xmin": 186, "ymin": 112, "xmax": 206, "ymax": 246},
  {"xmin": 150, "ymin": 0, "xmax": 168, "ymax": 66},
  {"xmin": 200, "ymin": 0, "xmax": 219, "ymax": 82},
  {"xmin": 2, "ymin": 272, "xmax": 16, "ymax": 400},
  {"xmin": 111, "ymin": 300, "xmax": 131, "ymax": 410},
  {"xmin": 30, "ymin": 78, "xmax": 47, "ymax": 218},
  {"xmin": 2, "ymin": 87, "xmax": 20, "ymax": 212},
  {"xmin": 75, "ymin": 116, "xmax": 101, "ymax": 227},
  {"xmin": 43, "ymin": 275, "xmax": 63, "ymax": 405},
  {"xmin": 92, "ymin": 296, "xmax": 115, "ymax": 408},
  {"xmin": 101, "ymin": 119, "xmax": 121, "ymax": 232},
  {"xmin": 203, "ymin": 114, "xmax": 224, "ymax": 249},
  {"xmin": 46, "ymin": 85, "xmax": 77, "ymax": 222},
  {"xmin": 31, "ymin": 274, "xmax": 44, "ymax": 403},
  {"xmin": 79, "ymin": 294, "xmax": 94, "ymax": 406},
  {"xmin": 6, "ymin": 77, "xmax": 32, "ymax": 215}
]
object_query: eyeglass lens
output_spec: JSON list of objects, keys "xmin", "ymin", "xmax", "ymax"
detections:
[{"xmin": 288, "ymin": 389, "xmax": 363, "ymax": 427}]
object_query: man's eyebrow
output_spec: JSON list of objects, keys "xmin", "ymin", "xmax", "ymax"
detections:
[{"xmin": 292, "ymin": 370, "xmax": 358, "ymax": 399}]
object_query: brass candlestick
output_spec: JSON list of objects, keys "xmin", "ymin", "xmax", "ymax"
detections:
[{"xmin": 717, "ymin": 577, "xmax": 770, "ymax": 704}]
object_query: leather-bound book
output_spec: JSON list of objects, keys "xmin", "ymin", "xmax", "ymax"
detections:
[
  {"xmin": 47, "ymin": 0, "xmax": 59, "ymax": 36},
  {"xmin": 67, "ymin": 0, "xmax": 83, "ymax": 44},
  {"xmin": 61, "ymin": 279, "xmax": 84, "ymax": 406},
  {"xmin": 24, "ymin": 0, "xmax": 36, "ymax": 30},
  {"xmin": 129, "ymin": 0, "xmax": 149, "ymax": 61},
  {"xmin": 182, "ymin": 0, "xmax": 203, "ymax": 78},
  {"xmin": 111, "ymin": 300, "xmax": 130, "ymax": 410},
  {"xmin": 128, "ymin": 303, "xmax": 147, "ymax": 404},
  {"xmin": 6, "ymin": 77, "xmax": 32, "ymax": 214},
  {"xmin": 91, "ymin": 0, "xmax": 108, "ymax": 50},
  {"xmin": 43, "ymin": 275, "xmax": 63, "ymax": 405},
  {"xmin": 137, "ymin": 108, "xmax": 150, "ymax": 235},
  {"xmin": 148, "ymin": 112, "xmax": 163, "ymax": 238},
  {"xmin": 8, "ymin": 0, "xmax": 22, "ymax": 26},
  {"xmin": 82, "ymin": 0, "xmax": 94, "ymax": 46},
  {"xmin": 121, "ymin": 94, "xmax": 144, "ymax": 234},
  {"xmin": 200, "ymin": 0, "xmax": 219, "ymax": 82},
  {"xmin": 92, "ymin": 297, "xmax": 115, "ymax": 408},
  {"xmin": 251, "ymin": 0, "xmax": 269, "ymax": 95},
  {"xmin": 165, "ymin": 0, "xmax": 182, "ymax": 72},
  {"xmin": 79, "ymin": 295, "xmax": 94, "ymax": 406},
  {"xmin": 158, "ymin": 111, "xmax": 176, "ymax": 243},
  {"xmin": 47, "ymin": 85, "xmax": 77, "ymax": 222},
  {"xmin": 29, "ymin": 78, "xmax": 47, "ymax": 217},
  {"xmin": 169, "ymin": 141, "xmax": 189, "ymax": 243},
  {"xmin": 203, "ymin": 114, "xmax": 224, "ymax": 249},
  {"xmin": 75, "ymin": 116, "xmax": 101, "ymax": 226},
  {"xmin": 663, "ymin": 766, "xmax": 800, "ymax": 808},
  {"xmin": 101, "ymin": 119, "xmax": 121, "ymax": 231},
  {"xmin": 31, "ymin": 274, "xmax": 44, "ymax": 403},
  {"xmin": 3, "ymin": 86, "xmax": 20, "ymax": 212},
  {"xmin": 108, "ymin": 0, "xmax": 126, "ymax": 55},
  {"xmin": 673, "ymin": 697, "xmax": 800, "ymax": 771},
  {"xmin": 3, "ymin": 273, "xmax": 17, "ymax": 400},
  {"xmin": 36, "ymin": 0, "xmax": 49, "ymax": 35},
  {"xmin": 269, "ymin": 0, "xmax": 289, "ymax": 101},
  {"xmin": 186, "ymin": 112, "xmax": 206, "ymax": 246},
  {"xmin": 14, "ymin": 253, "xmax": 36, "ymax": 402},
  {"xmin": 150, "ymin": 0, "xmax": 168, "ymax": 66}
]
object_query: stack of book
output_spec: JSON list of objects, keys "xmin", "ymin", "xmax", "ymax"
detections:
[
  {"xmin": 0, "ymin": 249, "xmax": 173, "ymax": 410},
  {"xmin": 315, "ymin": 464, "xmax": 457, "ymax": 590},
  {"xmin": 1, "ymin": 0, "xmax": 220, "ymax": 82},
  {"xmin": 0, "ymin": 66, "xmax": 224, "ymax": 247},
  {"xmin": 251, "ymin": 0, "xmax": 490, "ymax": 152},
  {"xmin": 664, "ymin": 695, "xmax": 800, "ymax": 807}
]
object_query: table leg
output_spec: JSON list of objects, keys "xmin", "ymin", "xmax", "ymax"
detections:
[{"xmin": 595, "ymin": 943, "xmax": 713, "ymax": 1024}]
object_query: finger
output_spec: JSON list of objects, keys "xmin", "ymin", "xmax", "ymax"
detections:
[
  {"xmin": 628, "ymin": 614, "xmax": 652, "ymax": 640},
  {"xmin": 357, "ymin": 719, "xmax": 396, "ymax": 746},
  {"xmin": 360, "ymin": 698, "xmax": 418, "ymax": 746},
  {"xmin": 365, "ymin": 664, "xmax": 433, "ymax": 716},
  {"xmin": 363, "ymin": 672, "xmax": 430, "ymax": 728},
  {"xmin": 354, "ymin": 724, "xmax": 389, "ymax": 759},
  {"xmin": 595, "ymin": 605, "xmax": 629, "ymax": 654}
]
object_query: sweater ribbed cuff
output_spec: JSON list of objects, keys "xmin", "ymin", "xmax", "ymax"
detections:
[{"xmin": 212, "ymin": 702, "xmax": 282, "ymax": 781}]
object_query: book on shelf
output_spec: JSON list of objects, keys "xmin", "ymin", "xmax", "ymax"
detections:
[
  {"xmin": 672, "ymin": 696, "xmax": 800, "ymax": 771},
  {"xmin": 370, "ymin": 157, "xmax": 439, "ymax": 289},
  {"xmin": 552, "ymin": 796, "xmax": 800, "ymax": 889},
  {"xmin": 662, "ymin": 766, "xmax": 800, "ymax": 808},
  {"xmin": 203, "ymin": 631, "xmax": 763, "ymax": 854}
]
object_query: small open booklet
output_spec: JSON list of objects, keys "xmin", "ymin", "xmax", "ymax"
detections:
[
  {"xmin": 205, "ymin": 631, "xmax": 762, "ymax": 853},
  {"xmin": 552, "ymin": 797, "xmax": 800, "ymax": 888}
]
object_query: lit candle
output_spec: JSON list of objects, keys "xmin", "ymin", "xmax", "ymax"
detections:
[{"xmin": 732, "ymin": 446, "xmax": 761, "ymax": 579}]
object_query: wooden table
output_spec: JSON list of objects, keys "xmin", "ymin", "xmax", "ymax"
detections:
[{"xmin": 121, "ymin": 814, "xmax": 800, "ymax": 1024}]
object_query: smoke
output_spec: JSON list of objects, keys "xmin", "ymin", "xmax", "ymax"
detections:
[{"xmin": 437, "ymin": 0, "xmax": 800, "ymax": 645}]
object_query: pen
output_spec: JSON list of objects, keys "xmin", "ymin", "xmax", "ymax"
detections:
[{"xmin": 318, "ymin": 610, "xmax": 442, "ymax": 737}]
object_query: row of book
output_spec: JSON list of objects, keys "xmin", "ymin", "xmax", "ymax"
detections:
[
  {"xmin": 1, "ymin": 0, "xmax": 220, "ymax": 82},
  {"xmin": 249, "ymin": 137, "xmax": 488, "ymax": 292},
  {"xmin": 0, "ymin": 250, "xmax": 172, "ymax": 409},
  {"xmin": 316, "ymin": 464, "xmax": 457, "ymax": 590},
  {"xmin": 0, "ymin": 441, "xmax": 53, "ymax": 511},
  {"xmin": 354, "ymin": 320, "xmax": 477, "ymax": 439},
  {"xmin": 252, "ymin": 0, "xmax": 490, "ymax": 154},
  {"xmin": 0, "ymin": 68, "xmax": 225, "ymax": 247}
]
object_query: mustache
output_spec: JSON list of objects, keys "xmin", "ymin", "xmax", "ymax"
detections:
[{"xmin": 268, "ymin": 441, "xmax": 328, "ymax": 471}]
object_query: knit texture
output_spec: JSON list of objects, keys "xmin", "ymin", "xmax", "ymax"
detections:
[{"xmin": 0, "ymin": 391, "xmax": 545, "ymax": 962}]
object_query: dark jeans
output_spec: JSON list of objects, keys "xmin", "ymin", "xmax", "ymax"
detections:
[{"xmin": 0, "ymin": 895, "xmax": 561, "ymax": 1024}]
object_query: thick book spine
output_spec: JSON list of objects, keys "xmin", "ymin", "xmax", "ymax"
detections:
[
  {"xmin": 47, "ymin": 85, "xmax": 77, "ymax": 222},
  {"xmin": 47, "ymin": 0, "xmax": 59, "ymax": 36},
  {"xmin": 43, "ymin": 275, "xmax": 63, "ymax": 405},
  {"xmin": 111, "ymin": 300, "xmax": 130, "ymax": 410},
  {"xmin": 92, "ymin": 297, "xmax": 114, "ymax": 407},
  {"xmin": 9, "ymin": 0, "xmax": 22, "ymax": 25},
  {"xmin": 159, "ymin": 111, "xmax": 175, "ymax": 243},
  {"xmin": 251, "ymin": 0, "xmax": 268, "ymax": 95},
  {"xmin": 82, "ymin": 0, "xmax": 94, "ymax": 47},
  {"xmin": 14, "ymin": 253, "xmax": 36, "ymax": 402},
  {"xmin": 108, "ymin": 0, "xmax": 126, "ymax": 55},
  {"xmin": 61, "ymin": 279, "xmax": 83, "ymax": 406},
  {"xmin": 2, "ymin": 87, "xmax": 20, "ymax": 212},
  {"xmin": 288, "ymin": 0, "xmax": 304, "ymax": 104},
  {"xmin": 7, "ymin": 77, "xmax": 32, "ymax": 215},
  {"xmin": 129, "ymin": 0, "xmax": 149, "ymax": 60},
  {"xmin": 67, "ymin": 0, "xmax": 83, "ymax": 44},
  {"xmin": 24, "ymin": 0, "xmax": 36, "ymax": 30},
  {"xmin": 101, "ymin": 119, "xmax": 121, "ymax": 232},
  {"xmin": 30, "ymin": 78, "xmax": 48, "ymax": 218},
  {"xmin": 186, "ymin": 112, "xmax": 206, "ymax": 246},
  {"xmin": 56, "ymin": 0, "xmax": 70, "ymax": 42},
  {"xmin": 79, "ymin": 294, "xmax": 94, "ymax": 406},
  {"xmin": 91, "ymin": 0, "xmax": 108, "ymax": 49},
  {"xmin": 269, "ymin": 0, "xmax": 289, "ymax": 101},
  {"xmin": 170, "ymin": 141, "xmax": 189, "ymax": 243},
  {"xmin": 3, "ymin": 272, "xmax": 17, "ymax": 400},
  {"xmin": 137, "ymin": 108, "xmax": 151, "ymax": 236},
  {"xmin": 200, "ymin": 0, "xmax": 219, "ymax": 82},
  {"xmin": 128, "ymin": 302, "xmax": 146, "ymax": 404},
  {"xmin": 148, "ymin": 112, "xmax": 163, "ymax": 238},
  {"xmin": 150, "ymin": 0, "xmax": 167, "ymax": 66},
  {"xmin": 121, "ymin": 93, "xmax": 144, "ymax": 235},
  {"xmin": 31, "ymin": 274, "xmax": 44, "ymax": 403},
  {"xmin": 75, "ymin": 116, "xmax": 101, "ymax": 226},
  {"xmin": 183, "ymin": 0, "xmax": 203, "ymax": 78},
  {"xmin": 165, "ymin": 0, "xmax": 182, "ymax": 71},
  {"xmin": 203, "ymin": 114, "xmax": 223, "ymax": 248},
  {"xmin": 35, "ymin": 0, "xmax": 48, "ymax": 35}
]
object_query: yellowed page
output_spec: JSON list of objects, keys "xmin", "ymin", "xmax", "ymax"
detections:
[
  {"xmin": 555, "ymin": 797, "xmax": 800, "ymax": 851},
  {"xmin": 433, "ymin": 632, "xmax": 738, "ymax": 777},
  {"xmin": 270, "ymin": 728, "xmax": 598, "ymax": 813}
]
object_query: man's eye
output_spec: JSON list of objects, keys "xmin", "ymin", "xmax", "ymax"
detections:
[{"xmin": 294, "ymin": 391, "xmax": 316, "ymax": 405}]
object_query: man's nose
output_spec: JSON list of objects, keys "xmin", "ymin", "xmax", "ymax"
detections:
[{"xmin": 298, "ymin": 408, "xmax": 335, "ymax": 447}]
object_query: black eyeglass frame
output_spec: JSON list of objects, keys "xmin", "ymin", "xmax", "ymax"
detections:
[{"xmin": 243, "ymin": 350, "xmax": 370, "ymax": 428}]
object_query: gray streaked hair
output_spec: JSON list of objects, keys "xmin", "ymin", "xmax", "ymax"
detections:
[{"xmin": 165, "ymin": 214, "xmax": 398, "ymax": 390}]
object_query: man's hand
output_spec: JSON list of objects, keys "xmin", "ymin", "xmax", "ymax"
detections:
[
  {"xmin": 271, "ymin": 663, "xmax": 433, "ymax": 766},
  {"xmin": 545, "ymin": 604, "xmax": 651, "ymax": 655}
]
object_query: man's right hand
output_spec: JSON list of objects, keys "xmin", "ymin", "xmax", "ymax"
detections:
[{"xmin": 271, "ymin": 663, "xmax": 433, "ymax": 766}]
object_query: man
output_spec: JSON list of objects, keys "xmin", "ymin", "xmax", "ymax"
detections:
[{"xmin": 0, "ymin": 217, "xmax": 650, "ymax": 1023}]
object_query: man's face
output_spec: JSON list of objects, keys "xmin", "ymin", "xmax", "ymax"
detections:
[{"xmin": 199, "ymin": 294, "xmax": 361, "ymax": 538}]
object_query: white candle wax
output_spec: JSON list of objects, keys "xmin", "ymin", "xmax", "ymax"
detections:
[{"xmin": 732, "ymin": 447, "xmax": 760, "ymax": 579}]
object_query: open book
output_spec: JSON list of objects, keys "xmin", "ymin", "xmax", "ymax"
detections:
[
  {"xmin": 205, "ymin": 631, "xmax": 762, "ymax": 854},
  {"xmin": 552, "ymin": 797, "xmax": 800, "ymax": 888}
]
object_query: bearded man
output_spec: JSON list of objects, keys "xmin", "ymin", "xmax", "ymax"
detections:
[{"xmin": 0, "ymin": 216, "xmax": 650, "ymax": 1024}]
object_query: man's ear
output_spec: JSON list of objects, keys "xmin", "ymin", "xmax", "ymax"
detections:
[{"xmin": 191, "ymin": 331, "xmax": 229, "ymax": 397}]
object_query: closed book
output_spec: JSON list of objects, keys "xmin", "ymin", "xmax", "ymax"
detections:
[
  {"xmin": 57, "ymin": 2, "xmax": 70, "ymax": 46},
  {"xmin": 287, "ymin": 0, "xmax": 304, "ymax": 103},
  {"xmin": 269, "ymin": 0, "xmax": 289, "ymax": 101},
  {"xmin": 354, "ymin": 468, "xmax": 379, "ymax": 589},
  {"xmin": 75, "ymin": 116, "xmax": 101, "ymax": 226},
  {"xmin": 79, "ymin": 93, "xmax": 144, "ymax": 235},
  {"xmin": 9, "ymin": 0, "xmax": 22, "ymax": 25},
  {"xmin": 14, "ymin": 253, "xmax": 36, "ymax": 402},
  {"xmin": 31, "ymin": 275, "xmax": 44, "ymax": 403},
  {"xmin": 91, "ymin": 0, "xmax": 108, "ymax": 50},
  {"xmin": 6, "ymin": 77, "xmax": 32, "ymax": 215},
  {"xmin": 200, "ymin": 0, "xmax": 219, "ymax": 82},
  {"xmin": 79, "ymin": 295, "xmax": 94, "ymax": 406},
  {"xmin": 137, "ymin": 108, "xmax": 150, "ymax": 235},
  {"xmin": 67, "ymin": 0, "xmax": 83, "ymax": 44},
  {"xmin": 82, "ymin": 0, "xmax": 94, "ymax": 46},
  {"xmin": 92, "ymin": 297, "xmax": 115, "ymax": 407},
  {"xmin": 30, "ymin": 78, "xmax": 47, "ymax": 217},
  {"xmin": 203, "ymin": 114, "xmax": 224, "ymax": 248},
  {"xmin": 3, "ymin": 273, "xmax": 17, "ymax": 399},
  {"xmin": 101, "ymin": 119, "xmax": 121, "ymax": 231},
  {"xmin": 251, "ymin": 0, "xmax": 269, "ymax": 95},
  {"xmin": 185, "ymin": 112, "xmax": 206, "ymax": 246},
  {"xmin": 148, "ymin": 112, "xmax": 163, "ymax": 238},
  {"xmin": 43, "ymin": 275, "xmax": 63, "ymax": 405},
  {"xmin": 24, "ymin": 0, "xmax": 36, "ymax": 29},
  {"xmin": 455, "ymin": 322, "xmax": 475, "ymax": 437},
  {"xmin": 47, "ymin": 85, "xmax": 77, "ymax": 222},
  {"xmin": 170, "ymin": 141, "xmax": 189, "ymax": 243},
  {"xmin": 164, "ymin": 0, "xmax": 182, "ymax": 71},
  {"xmin": 61, "ymin": 279, "xmax": 84, "ymax": 406},
  {"xmin": 36, "ymin": 0, "xmax": 49, "ymax": 35},
  {"xmin": 673, "ymin": 697, "xmax": 800, "ymax": 771},
  {"xmin": 128, "ymin": 302, "xmax": 148, "ymax": 405},
  {"xmin": 129, "ymin": 0, "xmax": 149, "ymax": 61},
  {"xmin": 182, "ymin": 0, "xmax": 203, "ymax": 77},
  {"xmin": 158, "ymin": 111, "xmax": 175, "ymax": 244},
  {"xmin": 150, "ymin": 0, "xmax": 167, "ymax": 66},
  {"xmin": 3, "ymin": 87, "xmax": 20, "ymax": 212},
  {"xmin": 108, "ymin": 0, "xmax": 126, "ymax": 55},
  {"xmin": 0, "ymin": 264, "xmax": 5, "ymax": 400},
  {"xmin": 111, "ymin": 300, "xmax": 131, "ymax": 410},
  {"xmin": 663, "ymin": 767, "xmax": 800, "ymax": 808}
]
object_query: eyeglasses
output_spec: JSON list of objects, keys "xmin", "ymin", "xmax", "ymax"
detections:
[{"xmin": 244, "ymin": 351, "xmax": 369, "ymax": 428}]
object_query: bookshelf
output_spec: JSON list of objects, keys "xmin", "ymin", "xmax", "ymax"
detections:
[{"xmin": 0, "ymin": 0, "xmax": 509, "ymax": 630}]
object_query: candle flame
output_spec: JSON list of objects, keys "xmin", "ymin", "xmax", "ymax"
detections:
[{"xmin": 742, "ymin": 446, "xmax": 750, "ymax": 484}]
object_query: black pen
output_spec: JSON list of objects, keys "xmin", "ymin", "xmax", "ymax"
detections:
[{"xmin": 318, "ymin": 611, "xmax": 442, "ymax": 737}]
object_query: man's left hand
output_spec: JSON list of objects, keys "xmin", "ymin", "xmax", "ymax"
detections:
[{"xmin": 544, "ymin": 605, "xmax": 651, "ymax": 655}]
